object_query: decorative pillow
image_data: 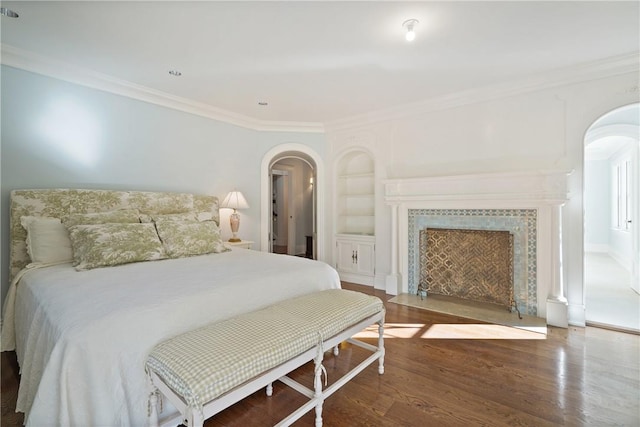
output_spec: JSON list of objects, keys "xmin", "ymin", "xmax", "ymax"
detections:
[
  {"xmin": 67, "ymin": 223, "xmax": 167, "ymax": 271},
  {"xmin": 154, "ymin": 219, "xmax": 228, "ymax": 258},
  {"xmin": 139, "ymin": 212, "xmax": 197, "ymax": 224},
  {"xmin": 196, "ymin": 211, "xmax": 214, "ymax": 222},
  {"xmin": 63, "ymin": 209, "xmax": 141, "ymax": 228},
  {"xmin": 20, "ymin": 216, "xmax": 73, "ymax": 264}
]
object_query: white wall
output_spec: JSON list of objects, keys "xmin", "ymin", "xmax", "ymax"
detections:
[
  {"xmin": 585, "ymin": 145, "xmax": 635, "ymax": 269},
  {"xmin": 0, "ymin": 65, "xmax": 326, "ymax": 304},
  {"xmin": 584, "ymin": 158, "xmax": 611, "ymax": 251},
  {"xmin": 326, "ymin": 71, "xmax": 640, "ymax": 326}
]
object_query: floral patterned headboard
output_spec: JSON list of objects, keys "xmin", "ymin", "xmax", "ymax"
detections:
[{"xmin": 9, "ymin": 189, "xmax": 220, "ymax": 281}]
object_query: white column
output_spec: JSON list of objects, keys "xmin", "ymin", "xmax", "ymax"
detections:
[
  {"xmin": 546, "ymin": 203, "xmax": 569, "ymax": 327},
  {"xmin": 385, "ymin": 204, "xmax": 400, "ymax": 295},
  {"xmin": 398, "ymin": 203, "xmax": 410, "ymax": 294}
]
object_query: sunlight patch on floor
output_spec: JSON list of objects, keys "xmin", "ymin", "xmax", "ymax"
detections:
[
  {"xmin": 389, "ymin": 293, "xmax": 547, "ymax": 335},
  {"xmin": 354, "ymin": 323, "xmax": 427, "ymax": 339},
  {"xmin": 421, "ymin": 323, "xmax": 547, "ymax": 340},
  {"xmin": 353, "ymin": 322, "xmax": 546, "ymax": 340}
]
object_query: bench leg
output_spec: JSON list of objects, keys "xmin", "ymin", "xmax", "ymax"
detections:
[
  {"xmin": 266, "ymin": 382, "xmax": 273, "ymax": 396},
  {"xmin": 314, "ymin": 401, "xmax": 323, "ymax": 427},
  {"xmin": 313, "ymin": 350, "xmax": 325, "ymax": 427},
  {"xmin": 147, "ymin": 390, "xmax": 160, "ymax": 427},
  {"xmin": 333, "ymin": 345, "xmax": 339, "ymax": 356},
  {"xmin": 378, "ymin": 319, "xmax": 385, "ymax": 375},
  {"xmin": 187, "ymin": 407, "xmax": 205, "ymax": 427}
]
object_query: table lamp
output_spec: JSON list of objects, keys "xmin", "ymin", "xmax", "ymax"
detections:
[{"xmin": 221, "ymin": 191, "xmax": 249, "ymax": 242}]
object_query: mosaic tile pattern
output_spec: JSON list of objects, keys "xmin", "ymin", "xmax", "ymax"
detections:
[{"xmin": 408, "ymin": 209, "xmax": 537, "ymax": 316}]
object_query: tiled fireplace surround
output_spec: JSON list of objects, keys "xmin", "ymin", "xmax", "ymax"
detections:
[{"xmin": 384, "ymin": 171, "xmax": 571, "ymax": 327}]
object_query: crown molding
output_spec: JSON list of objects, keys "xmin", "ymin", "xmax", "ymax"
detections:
[
  {"xmin": 2, "ymin": 43, "xmax": 637, "ymax": 135},
  {"xmin": 325, "ymin": 53, "xmax": 640, "ymax": 132},
  {"xmin": 0, "ymin": 44, "xmax": 325, "ymax": 134}
]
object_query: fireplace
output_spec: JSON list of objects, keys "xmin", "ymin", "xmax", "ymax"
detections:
[
  {"xmin": 383, "ymin": 170, "xmax": 571, "ymax": 327},
  {"xmin": 409, "ymin": 208, "xmax": 536, "ymax": 315},
  {"xmin": 420, "ymin": 228, "xmax": 514, "ymax": 309}
]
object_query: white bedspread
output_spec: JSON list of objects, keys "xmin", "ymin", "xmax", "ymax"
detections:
[{"xmin": 6, "ymin": 248, "xmax": 340, "ymax": 426}]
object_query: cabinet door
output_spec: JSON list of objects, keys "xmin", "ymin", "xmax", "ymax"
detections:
[
  {"xmin": 354, "ymin": 242, "xmax": 375, "ymax": 276},
  {"xmin": 336, "ymin": 240, "xmax": 356, "ymax": 273}
]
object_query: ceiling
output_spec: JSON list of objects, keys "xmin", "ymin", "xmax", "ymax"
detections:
[{"xmin": 1, "ymin": 1, "xmax": 639, "ymax": 127}]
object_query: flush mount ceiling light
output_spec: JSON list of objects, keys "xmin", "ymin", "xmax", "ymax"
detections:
[
  {"xmin": 402, "ymin": 19, "xmax": 419, "ymax": 42},
  {"xmin": 0, "ymin": 7, "xmax": 19, "ymax": 18},
  {"xmin": 168, "ymin": 70, "xmax": 182, "ymax": 77}
]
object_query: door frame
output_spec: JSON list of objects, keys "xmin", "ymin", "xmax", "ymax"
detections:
[
  {"xmin": 270, "ymin": 165, "xmax": 296, "ymax": 255},
  {"xmin": 261, "ymin": 143, "xmax": 325, "ymax": 261},
  {"xmin": 583, "ymin": 105, "xmax": 640, "ymax": 299}
]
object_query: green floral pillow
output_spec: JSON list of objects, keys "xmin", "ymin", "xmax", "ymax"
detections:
[
  {"xmin": 139, "ymin": 212, "xmax": 196, "ymax": 223},
  {"xmin": 68, "ymin": 223, "xmax": 167, "ymax": 271},
  {"xmin": 154, "ymin": 219, "xmax": 228, "ymax": 258},
  {"xmin": 64, "ymin": 209, "xmax": 141, "ymax": 228}
]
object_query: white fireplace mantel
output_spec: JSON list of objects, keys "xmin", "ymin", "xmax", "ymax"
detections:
[
  {"xmin": 383, "ymin": 170, "xmax": 573, "ymax": 328},
  {"xmin": 384, "ymin": 170, "xmax": 571, "ymax": 204}
]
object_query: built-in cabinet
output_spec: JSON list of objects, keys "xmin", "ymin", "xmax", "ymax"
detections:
[
  {"xmin": 336, "ymin": 235, "xmax": 375, "ymax": 278},
  {"xmin": 335, "ymin": 149, "xmax": 375, "ymax": 285}
]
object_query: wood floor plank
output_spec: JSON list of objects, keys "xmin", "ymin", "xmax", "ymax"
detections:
[{"xmin": 1, "ymin": 282, "xmax": 638, "ymax": 426}]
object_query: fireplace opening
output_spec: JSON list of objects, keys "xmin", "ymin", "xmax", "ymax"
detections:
[{"xmin": 419, "ymin": 228, "xmax": 516, "ymax": 312}]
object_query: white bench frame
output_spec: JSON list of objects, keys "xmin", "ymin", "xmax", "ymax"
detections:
[{"xmin": 148, "ymin": 311, "xmax": 385, "ymax": 427}]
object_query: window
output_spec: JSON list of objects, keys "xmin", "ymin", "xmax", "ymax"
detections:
[{"xmin": 612, "ymin": 158, "xmax": 632, "ymax": 231}]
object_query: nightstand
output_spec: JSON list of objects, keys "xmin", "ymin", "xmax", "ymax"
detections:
[{"xmin": 225, "ymin": 240, "xmax": 254, "ymax": 250}]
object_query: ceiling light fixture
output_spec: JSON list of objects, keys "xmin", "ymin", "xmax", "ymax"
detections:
[
  {"xmin": 403, "ymin": 19, "xmax": 419, "ymax": 42},
  {"xmin": 168, "ymin": 70, "xmax": 182, "ymax": 77},
  {"xmin": 0, "ymin": 7, "xmax": 19, "ymax": 18}
]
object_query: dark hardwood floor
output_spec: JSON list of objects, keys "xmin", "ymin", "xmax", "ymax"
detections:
[{"xmin": 2, "ymin": 282, "xmax": 639, "ymax": 426}]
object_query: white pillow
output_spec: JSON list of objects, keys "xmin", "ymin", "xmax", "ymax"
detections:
[{"xmin": 20, "ymin": 216, "xmax": 73, "ymax": 264}]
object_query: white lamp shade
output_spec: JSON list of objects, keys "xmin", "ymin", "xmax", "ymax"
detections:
[{"xmin": 221, "ymin": 191, "xmax": 249, "ymax": 210}]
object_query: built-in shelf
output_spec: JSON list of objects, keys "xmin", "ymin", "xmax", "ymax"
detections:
[
  {"xmin": 339, "ymin": 193, "xmax": 374, "ymax": 198},
  {"xmin": 339, "ymin": 215, "xmax": 374, "ymax": 218},
  {"xmin": 335, "ymin": 149, "xmax": 376, "ymax": 286},
  {"xmin": 338, "ymin": 172, "xmax": 374, "ymax": 179},
  {"xmin": 336, "ymin": 150, "xmax": 375, "ymax": 236}
]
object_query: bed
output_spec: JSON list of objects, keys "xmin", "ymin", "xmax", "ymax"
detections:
[{"xmin": 1, "ymin": 189, "xmax": 340, "ymax": 426}]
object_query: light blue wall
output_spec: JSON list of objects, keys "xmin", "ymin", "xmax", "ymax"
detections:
[{"xmin": 0, "ymin": 65, "xmax": 326, "ymax": 303}]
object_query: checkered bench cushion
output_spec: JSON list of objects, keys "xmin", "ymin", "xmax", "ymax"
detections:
[{"xmin": 145, "ymin": 289, "xmax": 384, "ymax": 411}]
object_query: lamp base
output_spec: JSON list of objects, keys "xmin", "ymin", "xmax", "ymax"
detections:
[{"xmin": 228, "ymin": 238, "xmax": 242, "ymax": 243}]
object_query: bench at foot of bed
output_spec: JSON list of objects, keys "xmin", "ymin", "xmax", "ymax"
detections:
[{"xmin": 145, "ymin": 289, "xmax": 385, "ymax": 427}]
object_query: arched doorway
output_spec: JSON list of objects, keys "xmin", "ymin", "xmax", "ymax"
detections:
[
  {"xmin": 270, "ymin": 157, "xmax": 314, "ymax": 257},
  {"xmin": 260, "ymin": 144, "xmax": 325, "ymax": 261},
  {"xmin": 583, "ymin": 103, "xmax": 639, "ymax": 333}
]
